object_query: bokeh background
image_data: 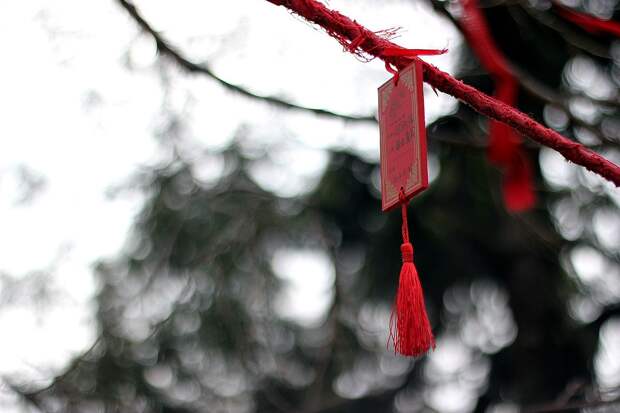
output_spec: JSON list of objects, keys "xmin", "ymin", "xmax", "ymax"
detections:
[{"xmin": 0, "ymin": 0, "xmax": 619, "ymax": 412}]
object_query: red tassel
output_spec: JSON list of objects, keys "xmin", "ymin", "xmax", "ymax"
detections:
[{"xmin": 389, "ymin": 195, "xmax": 435, "ymax": 357}]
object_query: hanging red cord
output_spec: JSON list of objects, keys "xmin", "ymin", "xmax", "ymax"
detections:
[
  {"xmin": 554, "ymin": 2, "xmax": 620, "ymax": 37},
  {"xmin": 459, "ymin": 0, "xmax": 536, "ymax": 212}
]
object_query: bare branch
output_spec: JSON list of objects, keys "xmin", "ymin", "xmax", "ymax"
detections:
[
  {"xmin": 115, "ymin": 0, "xmax": 375, "ymax": 124},
  {"xmin": 519, "ymin": 3, "xmax": 610, "ymax": 59}
]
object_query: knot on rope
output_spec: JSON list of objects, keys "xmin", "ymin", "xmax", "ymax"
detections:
[
  {"xmin": 401, "ymin": 243, "xmax": 414, "ymax": 263},
  {"xmin": 346, "ymin": 32, "xmax": 367, "ymax": 54},
  {"xmin": 383, "ymin": 47, "xmax": 447, "ymax": 86}
]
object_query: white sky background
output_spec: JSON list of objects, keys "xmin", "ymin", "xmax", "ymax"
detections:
[
  {"xmin": 0, "ymin": 0, "xmax": 457, "ymax": 406},
  {"xmin": 0, "ymin": 0, "xmax": 618, "ymax": 411}
]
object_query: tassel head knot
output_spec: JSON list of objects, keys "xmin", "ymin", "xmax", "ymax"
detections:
[{"xmin": 401, "ymin": 243, "xmax": 414, "ymax": 263}]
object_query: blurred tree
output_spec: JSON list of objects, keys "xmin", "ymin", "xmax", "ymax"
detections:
[{"xmin": 11, "ymin": 0, "xmax": 620, "ymax": 412}]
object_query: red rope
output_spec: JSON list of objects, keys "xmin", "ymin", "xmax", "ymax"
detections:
[{"xmin": 265, "ymin": 0, "xmax": 620, "ymax": 187}]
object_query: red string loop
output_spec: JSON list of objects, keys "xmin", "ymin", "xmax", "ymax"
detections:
[
  {"xmin": 385, "ymin": 61, "xmax": 400, "ymax": 85},
  {"xmin": 383, "ymin": 47, "xmax": 447, "ymax": 86},
  {"xmin": 399, "ymin": 188, "xmax": 409, "ymax": 243}
]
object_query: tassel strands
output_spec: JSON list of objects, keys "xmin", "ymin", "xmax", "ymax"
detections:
[{"xmin": 389, "ymin": 191, "xmax": 435, "ymax": 357}]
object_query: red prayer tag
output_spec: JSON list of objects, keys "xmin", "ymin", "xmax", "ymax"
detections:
[{"xmin": 378, "ymin": 61, "xmax": 428, "ymax": 212}]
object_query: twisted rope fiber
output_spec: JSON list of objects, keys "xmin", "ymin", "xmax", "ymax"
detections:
[{"xmin": 266, "ymin": 0, "xmax": 620, "ymax": 187}]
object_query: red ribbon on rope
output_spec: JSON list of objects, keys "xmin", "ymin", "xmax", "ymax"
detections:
[
  {"xmin": 554, "ymin": 3, "xmax": 620, "ymax": 37},
  {"xmin": 459, "ymin": 0, "xmax": 536, "ymax": 212},
  {"xmin": 383, "ymin": 47, "xmax": 448, "ymax": 57}
]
